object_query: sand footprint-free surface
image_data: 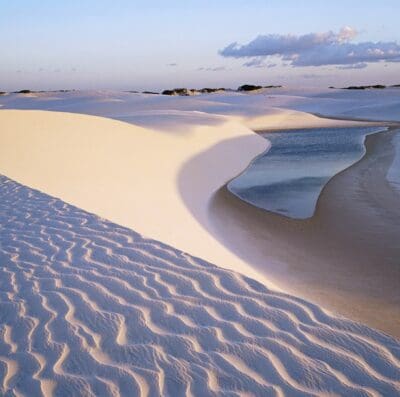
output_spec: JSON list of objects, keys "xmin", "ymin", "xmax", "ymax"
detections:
[{"xmin": 1, "ymin": 175, "xmax": 400, "ymax": 396}]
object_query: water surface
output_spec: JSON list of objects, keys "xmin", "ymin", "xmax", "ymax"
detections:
[{"xmin": 228, "ymin": 126, "xmax": 385, "ymax": 219}]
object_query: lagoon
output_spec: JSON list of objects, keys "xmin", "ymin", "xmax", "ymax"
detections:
[{"xmin": 228, "ymin": 126, "xmax": 386, "ymax": 219}]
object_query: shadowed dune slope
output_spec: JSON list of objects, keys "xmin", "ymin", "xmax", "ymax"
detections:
[{"xmin": 1, "ymin": 175, "xmax": 400, "ymax": 396}]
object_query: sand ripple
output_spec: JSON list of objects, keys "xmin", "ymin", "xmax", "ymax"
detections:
[{"xmin": 0, "ymin": 175, "xmax": 399, "ymax": 396}]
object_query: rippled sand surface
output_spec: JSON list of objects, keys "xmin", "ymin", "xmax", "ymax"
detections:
[{"xmin": 1, "ymin": 175, "xmax": 400, "ymax": 396}]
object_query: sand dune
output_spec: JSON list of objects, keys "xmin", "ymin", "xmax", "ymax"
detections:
[
  {"xmin": 0, "ymin": 94, "xmax": 370, "ymax": 292},
  {"xmin": 0, "ymin": 108, "xmax": 273, "ymax": 289},
  {"xmin": 1, "ymin": 90, "xmax": 400, "ymax": 395},
  {"xmin": 1, "ymin": 88, "xmax": 399, "ymax": 124},
  {"xmin": 1, "ymin": 175, "xmax": 400, "ymax": 396}
]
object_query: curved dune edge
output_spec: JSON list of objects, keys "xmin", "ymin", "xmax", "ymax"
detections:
[
  {"xmin": 0, "ymin": 108, "xmax": 366, "ymax": 293},
  {"xmin": 1, "ymin": 175, "xmax": 400, "ymax": 396},
  {"xmin": 241, "ymin": 107, "xmax": 377, "ymax": 131},
  {"xmin": 0, "ymin": 109, "xmax": 271, "ymax": 288}
]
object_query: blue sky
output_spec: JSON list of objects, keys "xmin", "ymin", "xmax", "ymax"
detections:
[{"xmin": 1, "ymin": 0, "xmax": 399, "ymax": 91}]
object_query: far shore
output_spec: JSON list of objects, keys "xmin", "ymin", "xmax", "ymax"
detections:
[{"xmin": 210, "ymin": 124, "xmax": 400, "ymax": 338}]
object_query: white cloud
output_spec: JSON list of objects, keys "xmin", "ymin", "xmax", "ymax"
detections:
[
  {"xmin": 242, "ymin": 58, "xmax": 277, "ymax": 68},
  {"xmin": 337, "ymin": 26, "xmax": 357, "ymax": 43},
  {"xmin": 220, "ymin": 27, "xmax": 400, "ymax": 68}
]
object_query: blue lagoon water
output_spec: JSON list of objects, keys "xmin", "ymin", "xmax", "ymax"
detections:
[{"xmin": 228, "ymin": 126, "xmax": 386, "ymax": 219}]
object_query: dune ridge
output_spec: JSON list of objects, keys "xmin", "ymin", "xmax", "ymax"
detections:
[
  {"xmin": 1, "ymin": 175, "xmax": 400, "ymax": 396},
  {"xmin": 0, "ymin": 102, "xmax": 370, "ymax": 295}
]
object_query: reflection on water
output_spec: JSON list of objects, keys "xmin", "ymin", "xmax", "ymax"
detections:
[{"xmin": 228, "ymin": 126, "xmax": 385, "ymax": 219}]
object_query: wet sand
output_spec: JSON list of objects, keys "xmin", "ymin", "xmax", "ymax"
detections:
[{"xmin": 210, "ymin": 127, "xmax": 400, "ymax": 338}]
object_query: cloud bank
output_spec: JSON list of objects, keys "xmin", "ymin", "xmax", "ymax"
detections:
[{"xmin": 220, "ymin": 27, "xmax": 400, "ymax": 69}]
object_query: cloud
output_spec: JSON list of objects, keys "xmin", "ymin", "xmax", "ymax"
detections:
[
  {"xmin": 336, "ymin": 62, "xmax": 368, "ymax": 70},
  {"xmin": 197, "ymin": 66, "xmax": 228, "ymax": 72},
  {"xmin": 220, "ymin": 27, "xmax": 400, "ymax": 68},
  {"xmin": 301, "ymin": 73, "xmax": 331, "ymax": 79},
  {"xmin": 242, "ymin": 58, "xmax": 277, "ymax": 68}
]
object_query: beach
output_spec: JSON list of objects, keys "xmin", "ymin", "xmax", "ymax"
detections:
[
  {"xmin": 0, "ymin": 92, "xmax": 369, "ymax": 290},
  {"xmin": 1, "ymin": 89, "xmax": 400, "ymax": 395},
  {"xmin": 1, "ymin": 90, "xmax": 399, "ymax": 337}
]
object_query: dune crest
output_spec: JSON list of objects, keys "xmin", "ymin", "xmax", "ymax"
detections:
[{"xmin": 1, "ymin": 175, "xmax": 399, "ymax": 396}]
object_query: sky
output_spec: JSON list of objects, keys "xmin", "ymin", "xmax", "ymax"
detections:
[{"xmin": 1, "ymin": 0, "xmax": 400, "ymax": 91}]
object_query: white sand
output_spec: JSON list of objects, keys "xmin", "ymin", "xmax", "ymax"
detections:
[
  {"xmin": 0, "ymin": 109, "xmax": 272, "ymax": 288},
  {"xmin": 1, "ymin": 175, "xmax": 399, "ymax": 396},
  {"xmin": 1, "ymin": 90, "xmax": 400, "ymax": 395},
  {"xmin": 0, "ymin": 92, "xmax": 370, "ymax": 289}
]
